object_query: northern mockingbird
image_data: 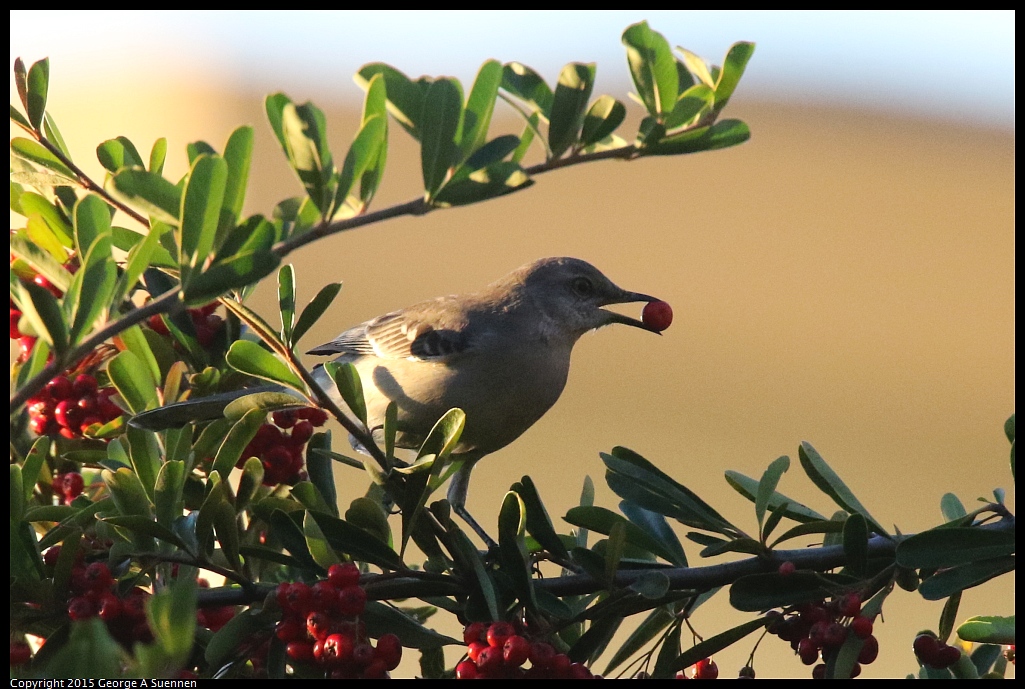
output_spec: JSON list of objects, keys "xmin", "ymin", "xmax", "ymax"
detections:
[
  {"xmin": 307, "ymin": 257, "xmax": 665, "ymax": 539},
  {"xmin": 133, "ymin": 257, "xmax": 667, "ymax": 541}
]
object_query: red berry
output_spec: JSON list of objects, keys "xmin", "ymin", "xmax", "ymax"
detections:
[
  {"xmin": 303, "ymin": 408, "xmax": 329, "ymax": 426},
  {"xmin": 850, "ymin": 615, "xmax": 873, "ymax": 639},
  {"xmin": 327, "ymin": 562, "xmax": 361, "ymax": 589},
  {"xmin": 778, "ymin": 560, "xmax": 796, "ymax": 576},
  {"xmin": 798, "ymin": 637, "xmax": 819, "ymax": 665},
  {"xmin": 62, "ymin": 472, "xmax": 85, "ymax": 500},
  {"xmin": 10, "ymin": 640, "xmax": 32, "ymax": 666},
  {"xmin": 487, "ymin": 621, "xmax": 516, "ymax": 648},
  {"xmin": 306, "ymin": 611, "xmax": 333, "ymax": 641},
  {"xmin": 311, "ymin": 580, "xmax": 339, "ymax": 612},
  {"xmin": 935, "ymin": 644, "xmax": 962, "ymax": 668},
  {"xmin": 375, "ymin": 633, "xmax": 402, "ymax": 671},
  {"xmin": 838, "ymin": 593, "xmax": 862, "ymax": 617},
  {"xmin": 337, "ymin": 584, "xmax": 367, "ymax": 617},
  {"xmin": 476, "ymin": 645, "xmax": 503, "ymax": 675},
  {"xmin": 72, "ymin": 374, "xmax": 98, "ymax": 396},
  {"xmin": 569, "ymin": 662, "xmax": 593, "ymax": 679},
  {"xmin": 84, "ymin": 562, "xmax": 113, "ymax": 592},
  {"xmin": 528, "ymin": 641, "xmax": 556, "ymax": 668},
  {"xmin": 913, "ymin": 634, "xmax": 941, "ymax": 665},
  {"xmin": 822, "ymin": 622, "xmax": 848, "ymax": 649},
  {"xmin": 286, "ymin": 641, "xmax": 314, "ymax": 663},
  {"xmin": 693, "ymin": 657, "xmax": 718, "ymax": 680},
  {"xmin": 738, "ymin": 666, "xmax": 756, "ymax": 679},
  {"xmin": 456, "ymin": 660, "xmax": 479, "ymax": 679},
  {"xmin": 812, "ymin": 663, "xmax": 826, "ymax": 679},
  {"xmin": 352, "ymin": 642, "xmax": 375, "ymax": 668},
  {"xmin": 54, "ymin": 399, "xmax": 82, "ymax": 429},
  {"xmin": 321, "ymin": 633, "xmax": 355, "ymax": 667},
  {"xmin": 503, "ymin": 634, "xmax": 530, "ymax": 667},
  {"xmin": 858, "ymin": 635, "xmax": 879, "ymax": 664},
  {"xmin": 46, "ymin": 376, "xmax": 74, "ymax": 400},
  {"xmin": 68, "ymin": 596, "xmax": 96, "ymax": 621},
  {"xmin": 642, "ymin": 300, "xmax": 673, "ymax": 332},
  {"xmin": 10, "ymin": 309, "xmax": 23, "ymax": 339},
  {"xmin": 290, "ymin": 420, "xmax": 314, "ymax": 444},
  {"xmin": 275, "ymin": 619, "xmax": 303, "ymax": 643}
]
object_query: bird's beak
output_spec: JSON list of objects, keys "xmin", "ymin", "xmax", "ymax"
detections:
[{"xmin": 601, "ymin": 290, "xmax": 663, "ymax": 334}]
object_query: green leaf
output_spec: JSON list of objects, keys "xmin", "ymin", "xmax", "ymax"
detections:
[
  {"xmin": 266, "ymin": 95, "xmax": 335, "ymax": 214},
  {"xmin": 344, "ymin": 496, "xmax": 388, "ymax": 545},
  {"xmin": 127, "ymin": 425, "xmax": 162, "ymax": 501},
  {"xmin": 677, "ymin": 47, "xmax": 716, "ymax": 88},
  {"xmin": 621, "ymin": 501, "xmax": 688, "ymax": 566},
  {"xmin": 755, "ymin": 455, "xmax": 790, "ymax": 530},
  {"xmin": 26, "ymin": 57, "xmax": 49, "ymax": 129},
  {"xmin": 842, "ymin": 512, "xmax": 868, "ymax": 575},
  {"xmin": 798, "ymin": 442, "xmax": 887, "ymax": 536},
  {"xmin": 13, "ymin": 276, "xmax": 67, "ymax": 355},
  {"xmin": 431, "ymin": 161, "xmax": 532, "ymax": 207},
  {"xmin": 499, "ymin": 490, "xmax": 537, "ymax": 611},
  {"xmin": 420, "ymin": 78, "xmax": 464, "ymax": 198},
  {"xmin": 399, "ymin": 409, "xmax": 466, "ymax": 552},
  {"xmin": 768, "ymin": 519, "xmax": 845, "ymax": 548},
  {"xmin": 43, "ymin": 113, "xmax": 70, "ymax": 158},
  {"xmin": 107, "ymin": 349, "xmax": 158, "ymax": 413},
  {"xmin": 459, "ymin": 134, "xmax": 522, "ymax": 174},
  {"xmin": 603, "ymin": 447, "xmax": 736, "ymax": 535},
  {"xmin": 896, "ymin": 527, "xmax": 1015, "ymax": 569},
  {"xmin": 205, "ymin": 606, "xmax": 278, "ymax": 667},
  {"xmin": 714, "ymin": 42, "xmax": 756, "ymax": 112},
  {"xmin": 459, "ymin": 60, "xmax": 503, "ymax": 162},
  {"xmin": 223, "ymin": 391, "xmax": 305, "ymax": 421},
  {"xmin": 652, "ymin": 620, "xmax": 682, "ymax": 679},
  {"xmin": 644, "ymin": 118, "xmax": 751, "ymax": 156},
  {"xmin": 938, "ymin": 592, "xmax": 961, "ymax": 644},
  {"xmin": 548, "ymin": 63, "xmax": 595, "ymax": 158},
  {"xmin": 334, "ymin": 113, "xmax": 387, "ymax": 217},
  {"xmin": 68, "ymin": 200, "xmax": 115, "ymax": 345},
  {"xmin": 220, "ymin": 125, "xmax": 253, "ymax": 236},
  {"xmin": 569, "ymin": 614, "xmax": 622, "ymax": 666},
  {"xmin": 513, "ymin": 476, "xmax": 570, "ymax": 561},
  {"xmin": 111, "ymin": 223, "xmax": 165, "ymax": 307},
  {"xmin": 565, "ymin": 505, "xmax": 681, "ymax": 564},
  {"xmin": 304, "ymin": 510, "xmax": 340, "ymax": 568},
  {"xmin": 149, "ymin": 137, "xmax": 167, "ymax": 174},
  {"xmin": 101, "ymin": 515, "xmax": 187, "ymax": 550},
  {"xmin": 363, "ymin": 601, "xmax": 460, "ymax": 649},
  {"xmin": 355, "ymin": 63, "xmax": 429, "ymax": 140},
  {"xmin": 580, "ymin": 95, "xmax": 626, "ymax": 147},
  {"xmin": 146, "ymin": 576, "xmax": 196, "ymax": 663},
  {"xmin": 672, "ymin": 617, "xmax": 769, "ymax": 672},
  {"xmin": 603, "ymin": 606, "xmax": 675, "ymax": 675},
  {"xmin": 111, "ymin": 168, "xmax": 182, "ymax": 225},
  {"xmin": 940, "ymin": 492, "xmax": 968, "ymax": 522},
  {"xmin": 44, "ymin": 619, "xmax": 126, "ymax": 679},
  {"xmin": 96, "ymin": 136, "xmax": 145, "ymax": 173},
  {"xmin": 180, "ymin": 154, "xmax": 228, "ymax": 281},
  {"xmin": 501, "ymin": 62, "xmax": 554, "ymax": 117},
  {"xmin": 309, "ymin": 511, "xmax": 405, "ymax": 571},
  {"xmin": 10, "ymin": 104, "xmax": 31, "ymax": 130},
  {"xmin": 622, "ymin": 21, "xmax": 678, "ymax": 119},
  {"xmin": 10, "ymin": 137, "xmax": 76, "ymax": 181},
  {"xmin": 324, "ymin": 361, "xmax": 368, "ymax": 426},
  {"xmin": 20, "ymin": 437, "xmax": 50, "ymax": 506},
  {"xmin": 267, "ymin": 508, "xmax": 321, "ymax": 573},
  {"xmin": 225, "ymin": 340, "xmax": 305, "ymax": 391},
  {"xmin": 277, "ymin": 264, "xmax": 296, "ymax": 343},
  {"xmin": 957, "ymin": 615, "xmax": 1015, "ymax": 645},
  {"xmin": 917, "ymin": 557, "xmax": 1015, "ymax": 600},
  {"xmin": 664, "ymin": 84, "xmax": 714, "ymax": 130},
  {"xmin": 291, "ymin": 282, "xmax": 342, "ymax": 347},
  {"xmin": 211, "ymin": 408, "xmax": 269, "ymax": 481},
  {"xmin": 449, "ymin": 529, "xmax": 500, "ymax": 621}
]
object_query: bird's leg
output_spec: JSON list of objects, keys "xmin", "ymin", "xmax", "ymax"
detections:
[{"xmin": 447, "ymin": 455, "xmax": 498, "ymax": 550}]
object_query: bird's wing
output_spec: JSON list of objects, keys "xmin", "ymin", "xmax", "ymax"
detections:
[{"xmin": 306, "ymin": 296, "xmax": 475, "ymax": 361}]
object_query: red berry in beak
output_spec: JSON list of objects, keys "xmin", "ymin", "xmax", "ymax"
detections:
[{"xmin": 642, "ymin": 300, "xmax": 673, "ymax": 332}]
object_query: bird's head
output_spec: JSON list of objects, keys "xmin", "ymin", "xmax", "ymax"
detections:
[{"xmin": 504, "ymin": 257, "xmax": 665, "ymax": 339}]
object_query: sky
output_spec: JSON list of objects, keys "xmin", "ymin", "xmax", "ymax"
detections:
[{"xmin": 9, "ymin": 10, "xmax": 1016, "ymax": 128}]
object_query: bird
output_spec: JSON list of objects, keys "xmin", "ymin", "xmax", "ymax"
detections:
[
  {"xmin": 305, "ymin": 257, "xmax": 666, "ymax": 541},
  {"xmin": 133, "ymin": 257, "xmax": 667, "ymax": 542}
]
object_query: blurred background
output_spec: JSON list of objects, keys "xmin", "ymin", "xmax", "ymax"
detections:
[{"xmin": 11, "ymin": 10, "xmax": 1014, "ymax": 679}]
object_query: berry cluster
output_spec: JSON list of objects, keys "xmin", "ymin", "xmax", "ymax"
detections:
[
  {"xmin": 148, "ymin": 302, "xmax": 223, "ymax": 347},
  {"xmin": 237, "ymin": 408, "xmax": 329, "ymax": 485},
  {"xmin": 455, "ymin": 621, "xmax": 599, "ymax": 679},
  {"xmin": 43, "ymin": 549, "xmax": 153, "ymax": 647},
  {"xmin": 766, "ymin": 593, "xmax": 878, "ymax": 679},
  {"xmin": 912, "ymin": 633, "xmax": 962, "ymax": 670},
  {"xmin": 27, "ymin": 374, "xmax": 122, "ymax": 440},
  {"xmin": 274, "ymin": 563, "xmax": 401, "ymax": 679}
]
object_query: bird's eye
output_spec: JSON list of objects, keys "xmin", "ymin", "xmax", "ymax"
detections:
[{"xmin": 571, "ymin": 277, "xmax": 594, "ymax": 297}]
